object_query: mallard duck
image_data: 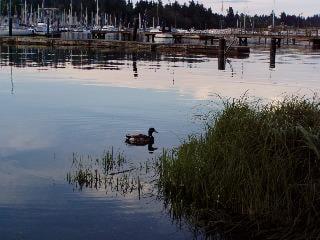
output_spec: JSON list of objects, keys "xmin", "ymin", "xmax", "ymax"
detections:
[{"xmin": 125, "ymin": 128, "xmax": 158, "ymax": 146}]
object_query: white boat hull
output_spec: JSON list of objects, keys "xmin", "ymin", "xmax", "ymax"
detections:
[{"xmin": 154, "ymin": 33, "xmax": 173, "ymax": 44}]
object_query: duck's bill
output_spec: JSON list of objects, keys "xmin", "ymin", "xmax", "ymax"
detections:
[{"xmin": 154, "ymin": 130, "xmax": 158, "ymax": 133}]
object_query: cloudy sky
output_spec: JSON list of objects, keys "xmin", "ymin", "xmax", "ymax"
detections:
[{"xmin": 158, "ymin": 0, "xmax": 320, "ymax": 16}]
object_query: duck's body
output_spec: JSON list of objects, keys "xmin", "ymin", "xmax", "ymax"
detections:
[
  {"xmin": 126, "ymin": 134, "xmax": 154, "ymax": 145},
  {"xmin": 125, "ymin": 128, "xmax": 158, "ymax": 146}
]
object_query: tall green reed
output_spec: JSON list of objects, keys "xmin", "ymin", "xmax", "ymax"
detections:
[{"xmin": 157, "ymin": 95, "xmax": 320, "ymax": 239}]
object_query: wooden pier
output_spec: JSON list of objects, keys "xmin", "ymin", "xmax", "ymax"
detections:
[
  {"xmin": 67, "ymin": 28, "xmax": 320, "ymax": 49},
  {"xmin": 234, "ymin": 29, "xmax": 320, "ymax": 48},
  {"xmin": 0, "ymin": 36, "xmax": 250, "ymax": 56}
]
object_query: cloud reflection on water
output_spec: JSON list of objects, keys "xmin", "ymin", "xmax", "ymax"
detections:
[
  {"xmin": 0, "ymin": 45, "xmax": 320, "ymax": 239},
  {"xmin": 1, "ymin": 46, "xmax": 319, "ymax": 101}
]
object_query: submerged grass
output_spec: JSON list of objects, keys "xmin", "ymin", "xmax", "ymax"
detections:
[
  {"xmin": 157, "ymin": 95, "xmax": 320, "ymax": 239},
  {"xmin": 67, "ymin": 148, "xmax": 156, "ymax": 199}
]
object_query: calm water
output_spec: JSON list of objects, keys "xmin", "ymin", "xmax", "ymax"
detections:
[{"xmin": 0, "ymin": 45, "xmax": 319, "ymax": 240}]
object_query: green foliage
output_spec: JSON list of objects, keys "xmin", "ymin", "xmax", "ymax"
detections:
[{"xmin": 158, "ymin": 95, "xmax": 320, "ymax": 239}]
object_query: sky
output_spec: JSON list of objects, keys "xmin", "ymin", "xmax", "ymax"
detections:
[{"xmin": 157, "ymin": 0, "xmax": 320, "ymax": 16}]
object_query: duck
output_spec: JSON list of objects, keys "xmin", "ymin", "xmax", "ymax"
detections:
[{"xmin": 125, "ymin": 128, "xmax": 158, "ymax": 146}]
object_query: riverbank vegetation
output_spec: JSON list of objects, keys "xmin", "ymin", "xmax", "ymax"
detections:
[{"xmin": 157, "ymin": 95, "xmax": 320, "ymax": 239}]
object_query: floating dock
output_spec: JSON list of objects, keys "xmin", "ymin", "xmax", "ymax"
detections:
[{"xmin": 0, "ymin": 36, "xmax": 250, "ymax": 56}]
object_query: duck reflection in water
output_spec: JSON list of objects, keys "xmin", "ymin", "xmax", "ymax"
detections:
[{"xmin": 125, "ymin": 128, "xmax": 158, "ymax": 153}]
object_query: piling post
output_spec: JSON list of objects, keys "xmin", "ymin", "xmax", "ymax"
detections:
[
  {"xmin": 9, "ymin": 17, "xmax": 12, "ymax": 36},
  {"xmin": 219, "ymin": 38, "xmax": 226, "ymax": 53},
  {"xmin": 218, "ymin": 38, "xmax": 226, "ymax": 70},
  {"xmin": 271, "ymin": 38, "xmax": 277, "ymax": 50},
  {"xmin": 270, "ymin": 38, "xmax": 276, "ymax": 68},
  {"xmin": 132, "ymin": 18, "xmax": 139, "ymax": 41},
  {"xmin": 313, "ymin": 39, "xmax": 320, "ymax": 49},
  {"xmin": 47, "ymin": 18, "xmax": 50, "ymax": 36}
]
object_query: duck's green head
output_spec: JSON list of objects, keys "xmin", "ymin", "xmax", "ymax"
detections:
[{"xmin": 148, "ymin": 128, "xmax": 158, "ymax": 136}]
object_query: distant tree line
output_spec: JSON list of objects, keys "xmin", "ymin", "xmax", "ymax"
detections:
[{"xmin": 0, "ymin": 0, "xmax": 319, "ymax": 29}]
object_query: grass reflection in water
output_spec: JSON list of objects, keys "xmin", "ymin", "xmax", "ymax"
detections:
[{"xmin": 67, "ymin": 148, "xmax": 157, "ymax": 199}]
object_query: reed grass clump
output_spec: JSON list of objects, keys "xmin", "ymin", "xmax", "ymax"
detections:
[
  {"xmin": 158, "ymin": 95, "xmax": 320, "ymax": 239},
  {"xmin": 67, "ymin": 148, "xmax": 153, "ymax": 199}
]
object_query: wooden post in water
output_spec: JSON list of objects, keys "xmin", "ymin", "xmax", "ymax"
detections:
[
  {"xmin": 313, "ymin": 39, "xmax": 320, "ymax": 49},
  {"xmin": 271, "ymin": 38, "xmax": 277, "ymax": 49},
  {"xmin": 270, "ymin": 38, "xmax": 276, "ymax": 69},
  {"xmin": 218, "ymin": 38, "xmax": 226, "ymax": 70},
  {"xmin": 219, "ymin": 38, "xmax": 226, "ymax": 52}
]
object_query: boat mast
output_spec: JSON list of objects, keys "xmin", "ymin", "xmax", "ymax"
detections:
[
  {"xmin": 9, "ymin": 0, "xmax": 12, "ymax": 36},
  {"xmin": 80, "ymin": 1, "xmax": 83, "ymax": 25},
  {"xmin": 70, "ymin": 0, "xmax": 72, "ymax": 25},
  {"xmin": 220, "ymin": 0, "xmax": 224, "ymax": 29},
  {"xmin": 139, "ymin": 13, "xmax": 141, "ymax": 29},
  {"xmin": 157, "ymin": 1, "xmax": 159, "ymax": 27},
  {"xmin": 41, "ymin": 0, "xmax": 44, "ymax": 22},
  {"xmin": 272, "ymin": 0, "xmax": 275, "ymax": 30},
  {"xmin": 96, "ymin": 0, "xmax": 99, "ymax": 27},
  {"xmin": 24, "ymin": 0, "xmax": 27, "ymax": 25},
  {"xmin": 30, "ymin": 4, "xmax": 33, "ymax": 25},
  {"xmin": 85, "ymin": 7, "xmax": 88, "ymax": 27}
]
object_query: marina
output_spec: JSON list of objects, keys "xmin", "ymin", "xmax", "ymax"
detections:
[{"xmin": 0, "ymin": 0, "xmax": 319, "ymax": 53}]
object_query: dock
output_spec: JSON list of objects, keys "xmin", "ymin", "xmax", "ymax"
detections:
[
  {"xmin": 234, "ymin": 29, "xmax": 320, "ymax": 48},
  {"xmin": 87, "ymin": 29, "xmax": 320, "ymax": 49},
  {"xmin": 0, "ymin": 36, "xmax": 250, "ymax": 56}
]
